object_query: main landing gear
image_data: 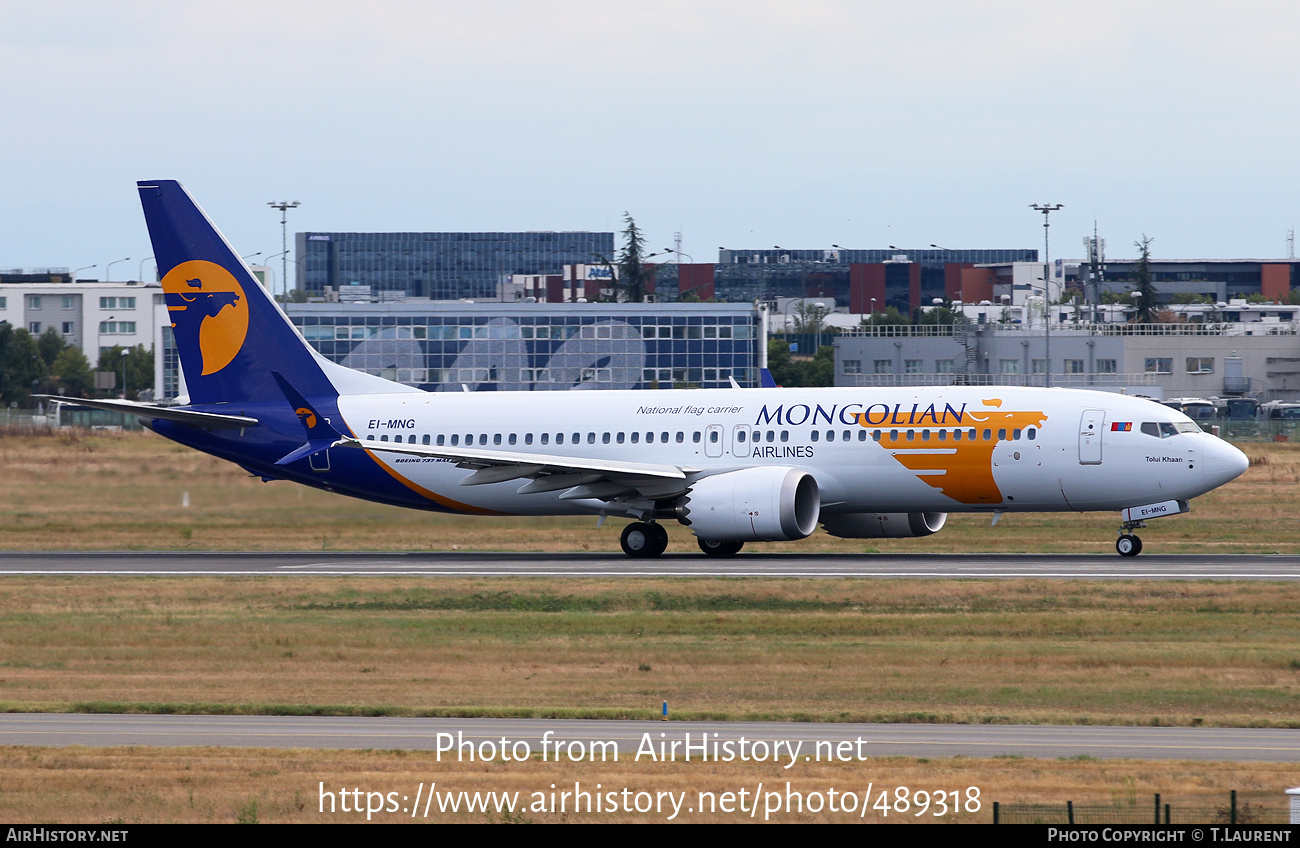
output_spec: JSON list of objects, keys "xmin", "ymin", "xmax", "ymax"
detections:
[
  {"xmin": 1116, "ymin": 519, "xmax": 1146, "ymax": 557},
  {"xmin": 620, "ymin": 522, "xmax": 669, "ymax": 558},
  {"xmin": 698, "ymin": 539, "xmax": 744, "ymax": 557}
]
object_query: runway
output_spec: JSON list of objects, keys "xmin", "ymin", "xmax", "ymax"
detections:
[
  {"xmin": 3, "ymin": 715, "xmax": 1298, "ymax": 762},
  {"xmin": 2, "ymin": 550, "xmax": 1300, "ymax": 578}
]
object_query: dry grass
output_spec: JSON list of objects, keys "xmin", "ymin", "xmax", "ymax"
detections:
[
  {"xmin": 0, "ymin": 429, "xmax": 1295, "ymax": 553},
  {"xmin": 2, "ymin": 578, "xmax": 1299, "ymax": 727},
  {"xmin": 1, "ymin": 745, "xmax": 1292, "ymax": 824}
]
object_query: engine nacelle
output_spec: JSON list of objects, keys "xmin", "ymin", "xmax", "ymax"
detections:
[
  {"xmin": 821, "ymin": 512, "xmax": 948, "ymax": 539},
  {"xmin": 679, "ymin": 467, "xmax": 820, "ymax": 542}
]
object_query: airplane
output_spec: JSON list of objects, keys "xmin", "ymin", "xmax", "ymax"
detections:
[{"xmin": 44, "ymin": 180, "xmax": 1250, "ymax": 558}]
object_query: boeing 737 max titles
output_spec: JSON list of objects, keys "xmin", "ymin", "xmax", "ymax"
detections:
[{"xmin": 44, "ymin": 181, "xmax": 1251, "ymax": 558}]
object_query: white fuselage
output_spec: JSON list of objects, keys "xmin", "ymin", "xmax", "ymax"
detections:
[{"xmin": 335, "ymin": 385, "xmax": 1245, "ymax": 518}]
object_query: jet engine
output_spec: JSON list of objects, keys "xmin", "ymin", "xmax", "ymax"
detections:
[
  {"xmin": 820, "ymin": 512, "xmax": 948, "ymax": 539},
  {"xmin": 678, "ymin": 467, "xmax": 820, "ymax": 542}
]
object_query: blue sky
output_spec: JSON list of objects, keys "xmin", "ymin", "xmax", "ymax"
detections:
[{"xmin": 3, "ymin": 1, "xmax": 1298, "ymax": 279}]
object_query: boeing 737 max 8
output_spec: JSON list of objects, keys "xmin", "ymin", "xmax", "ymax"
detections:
[{"xmin": 44, "ymin": 181, "xmax": 1250, "ymax": 558}]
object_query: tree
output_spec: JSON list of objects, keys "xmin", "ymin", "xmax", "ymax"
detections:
[
  {"xmin": 616, "ymin": 213, "xmax": 650, "ymax": 304},
  {"xmin": 766, "ymin": 337, "xmax": 834, "ymax": 387},
  {"xmin": 96, "ymin": 344, "xmax": 154, "ymax": 399},
  {"xmin": 790, "ymin": 301, "xmax": 830, "ymax": 335},
  {"xmin": 47, "ymin": 346, "xmax": 93, "ymax": 397},
  {"xmin": 1132, "ymin": 235, "xmax": 1157, "ymax": 323},
  {"xmin": 0, "ymin": 325, "xmax": 45, "ymax": 406},
  {"xmin": 36, "ymin": 327, "xmax": 67, "ymax": 368}
]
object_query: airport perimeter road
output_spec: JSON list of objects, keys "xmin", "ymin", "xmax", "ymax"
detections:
[
  {"xmin": 1, "ymin": 551, "xmax": 1300, "ymax": 578},
  {"xmin": 2, "ymin": 715, "xmax": 1298, "ymax": 762}
]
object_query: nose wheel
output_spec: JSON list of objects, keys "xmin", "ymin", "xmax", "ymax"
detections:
[
  {"xmin": 1116, "ymin": 534, "xmax": 1143, "ymax": 557},
  {"xmin": 620, "ymin": 522, "xmax": 669, "ymax": 558},
  {"xmin": 1116, "ymin": 518, "xmax": 1147, "ymax": 557}
]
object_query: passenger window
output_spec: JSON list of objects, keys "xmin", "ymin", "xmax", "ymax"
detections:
[
  {"xmin": 381, "ymin": 435, "xmax": 390, "ymax": 442},
  {"xmin": 437, "ymin": 435, "xmax": 445, "ymax": 446},
  {"xmin": 661, "ymin": 432, "xmax": 669, "ymax": 443},
  {"xmin": 811, "ymin": 431, "xmax": 820, "ymax": 442},
  {"xmin": 631, "ymin": 432, "xmax": 639, "ymax": 444},
  {"xmin": 616, "ymin": 432, "xmax": 624, "ymax": 444},
  {"xmin": 937, "ymin": 430, "xmax": 947, "ymax": 442},
  {"xmin": 540, "ymin": 433, "xmax": 548, "ymax": 445},
  {"xmin": 953, "ymin": 429, "xmax": 962, "ymax": 441},
  {"xmin": 844, "ymin": 430, "xmax": 852, "ymax": 441},
  {"xmin": 494, "ymin": 434, "xmax": 502, "ymax": 445},
  {"xmin": 573, "ymin": 433, "xmax": 580, "ymax": 444},
  {"xmin": 983, "ymin": 429, "xmax": 992, "ymax": 441},
  {"xmin": 694, "ymin": 431, "xmax": 703, "ymax": 443},
  {"xmin": 708, "ymin": 431, "xmax": 718, "ymax": 443},
  {"xmin": 587, "ymin": 433, "xmax": 595, "ymax": 444},
  {"xmin": 557, "ymin": 433, "xmax": 564, "ymax": 445},
  {"xmin": 889, "ymin": 429, "xmax": 899, "ymax": 441},
  {"xmin": 921, "ymin": 430, "xmax": 930, "ymax": 441},
  {"xmin": 906, "ymin": 430, "xmax": 915, "ymax": 441},
  {"xmin": 737, "ymin": 430, "xmax": 747, "ymax": 443},
  {"xmin": 969, "ymin": 428, "xmax": 978, "ymax": 440},
  {"xmin": 508, "ymin": 434, "xmax": 516, "ymax": 445},
  {"xmin": 676, "ymin": 432, "xmax": 684, "ymax": 443},
  {"xmin": 449, "ymin": 435, "xmax": 458, "ymax": 446},
  {"xmin": 602, "ymin": 432, "xmax": 611, "ymax": 444},
  {"xmin": 1012, "ymin": 428, "xmax": 1021, "ymax": 440},
  {"xmin": 480, "ymin": 434, "xmax": 488, "ymax": 446},
  {"xmin": 826, "ymin": 430, "xmax": 835, "ymax": 442},
  {"xmin": 998, "ymin": 428, "xmax": 1006, "ymax": 440},
  {"xmin": 1027, "ymin": 428, "xmax": 1036, "ymax": 440},
  {"xmin": 524, "ymin": 433, "xmax": 533, "ymax": 445},
  {"xmin": 394, "ymin": 435, "xmax": 402, "ymax": 444},
  {"xmin": 872, "ymin": 430, "xmax": 882, "ymax": 442},
  {"xmin": 423, "ymin": 434, "xmax": 431, "ymax": 445}
]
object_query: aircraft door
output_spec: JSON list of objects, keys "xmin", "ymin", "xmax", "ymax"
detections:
[
  {"xmin": 310, "ymin": 449, "xmax": 331, "ymax": 472},
  {"xmin": 705, "ymin": 424, "xmax": 725, "ymax": 458},
  {"xmin": 1078, "ymin": 409, "xmax": 1105, "ymax": 465},
  {"xmin": 732, "ymin": 424, "xmax": 751, "ymax": 458}
]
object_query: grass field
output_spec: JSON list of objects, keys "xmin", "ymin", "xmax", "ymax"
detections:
[
  {"xmin": 2, "ymin": 429, "xmax": 1297, "ymax": 823},
  {"xmin": 0, "ymin": 428, "xmax": 1295, "ymax": 553},
  {"xmin": 1, "ymin": 746, "xmax": 1290, "ymax": 824}
]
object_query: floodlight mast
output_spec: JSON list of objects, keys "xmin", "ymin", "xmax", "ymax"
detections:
[
  {"xmin": 268, "ymin": 201, "xmax": 301, "ymax": 296},
  {"xmin": 1030, "ymin": 203, "xmax": 1063, "ymax": 388}
]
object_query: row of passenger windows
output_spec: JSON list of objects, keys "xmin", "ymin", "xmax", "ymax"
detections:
[{"xmin": 362, "ymin": 426, "xmax": 1039, "ymax": 446}]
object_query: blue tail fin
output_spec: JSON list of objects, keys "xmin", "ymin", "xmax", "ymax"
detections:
[{"xmin": 138, "ymin": 180, "xmax": 335, "ymax": 405}]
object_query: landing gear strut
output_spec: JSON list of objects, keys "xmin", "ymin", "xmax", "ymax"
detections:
[
  {"xmin": 698, "ymin": 539, "xmax": 744, "ymax": 557},
  {"xmin": 1116, "ymin": 519, "xmax": 1146, "ymax": 557},
  {"xmin": 620, "ymin": 522, "xmax": 669, "ymax": 558}
]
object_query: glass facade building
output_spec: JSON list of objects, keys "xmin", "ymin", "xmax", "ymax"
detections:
[
  {"xmin": 296, "ymin": 232, "xmax": 615, "ymax": 300},
  {"xmin": 285, "ymin": 302, "xmax": 760, "ymax": 393}
]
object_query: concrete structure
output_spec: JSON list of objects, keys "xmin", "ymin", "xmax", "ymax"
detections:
[{"xmin": 833, "ymin": 320, "xmax": 1300, "ymax": 401}]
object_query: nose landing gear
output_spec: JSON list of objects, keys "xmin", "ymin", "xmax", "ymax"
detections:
[{"xmin": 1116, "ymin": 519, "xmax": 1146, "ymax": 557}]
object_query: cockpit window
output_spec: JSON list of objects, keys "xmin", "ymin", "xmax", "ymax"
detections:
[{"xmin": 1141, "ymin": 421, "xmax": 1197, "ymax": 438}]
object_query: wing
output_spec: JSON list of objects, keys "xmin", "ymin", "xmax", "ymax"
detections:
[
  {"xmin": 36, "ymin": 395, "xmax": 258, "ymax": 430},
  {"xmin": 331, "ymin": 435, "xmax": 701, "ymax": 503}
]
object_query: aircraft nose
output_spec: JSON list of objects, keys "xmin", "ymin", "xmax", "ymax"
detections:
[{"xmin": 1202, "ymin": 435, "xmax": 1249, "ymax": 490}]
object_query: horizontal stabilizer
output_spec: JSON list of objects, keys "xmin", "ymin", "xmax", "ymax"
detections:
[{"xmin": 36, "ymin": 396, "xmax": 258, "ymax": 430}]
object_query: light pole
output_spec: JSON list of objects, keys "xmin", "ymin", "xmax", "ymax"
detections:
[
  {"xmin": 138, "ymin": 255, "xmax": 155, "ymax": 282},
  {"xmin": 120, "ymin": 348, "xmax": 129, "ymax": 399},
  {"xmin": 1030, "ymin": 203, "xmax": 1063, "ymax": 387},
  {"xmin": 268, "ymin": 201, "xmax": 300, "ymax": 297},
  {"xmin": 72, "ymin": 265, "xmax": 96, "ymax": 280},
  {"xmin": 105, "ymin": 257, "xmax": 129, "ymax": 282}
]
